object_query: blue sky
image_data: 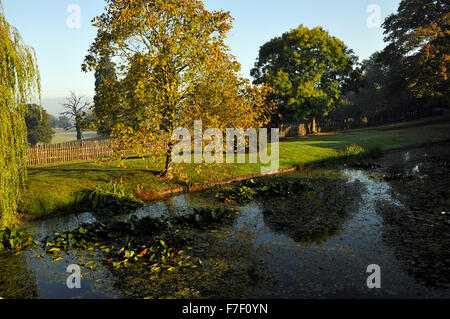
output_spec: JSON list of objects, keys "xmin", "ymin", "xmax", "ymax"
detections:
[{"xmin": 2, "ymin": 0, "xmax": 400, "ymax": 116}]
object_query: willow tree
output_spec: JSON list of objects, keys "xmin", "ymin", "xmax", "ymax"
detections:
[
  {"xmin": 0, "ymin": 4, "xmax": 40, "ymax": 226},
  {"xmin": 83, "ymin": 0, "xmax": 272, "ymax": 178}
]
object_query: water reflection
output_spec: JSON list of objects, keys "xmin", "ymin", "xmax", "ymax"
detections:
[
  {"xmin": 0, "ymin": 253, "xmax": 39, "ymax": 299},
  {"xmin": 23, "ymin": 212, "xmax": 97, "ymax": 241},
  {"xmin": 375, "ymin": 145, "xmax": 450, "ymax": 289},
  {"xmin": 121, "ymin": 193, "xmax": 221, "ymax": 222},
  {"xmin": 4, "ymin": 158, "xmax": 449, "ymax": 298},
  {"xmin": 260, "ymin": 174, "xmax": 360, "ymax": 247}
]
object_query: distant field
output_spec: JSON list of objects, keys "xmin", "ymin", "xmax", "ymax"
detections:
[{"xmin": 51, "ymin": 128, "xmax": 102, "ymax": 144}]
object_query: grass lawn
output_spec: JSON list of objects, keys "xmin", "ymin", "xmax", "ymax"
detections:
[
  {"xmin": 51, "ymin": 128, "xmax": 102, "ymax": 144},
  {"xmin": 21, "ymin": 116, "xmax": 450, "ymax": 221}
]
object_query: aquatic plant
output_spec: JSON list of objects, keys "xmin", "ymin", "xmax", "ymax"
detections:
[
  {"xmin": 80, "ymin": 178, "xmax": 144, "ymax": 214},
  {"xmin": 336, "ymin": 144, "xmax": 382, "ymax": 168},
  {"xmin": 0, "ymin": 227, "xmax": 34, "ymax": 254},
  {"xmin": 342, "ymin": 144, "xmax": 366, "ymax": 157},
  {"xmin": 40, "ymin": 209, "xmax": 265, "ymax": 299},
  {"xmin": 247, "ymin": 179, "xmax": 314, "ymax": 197},
  {"xmin": 44, "ymin": 216, "xmax": 167, "ymax": 251},
  {"xmin": 216, "ymin": 186, "xmax": 256, "ymax": 204},
  {"xmin": 171, "ymin": 207, "xmax": 239, "ymax": 230},
  {"xmin": 216, "ymin": 178, "xmax": 314, "ymax": 204}
]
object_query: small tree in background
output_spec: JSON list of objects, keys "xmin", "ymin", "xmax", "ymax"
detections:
[
  {"xmin": 60, "ymin": 91, "xmax": 90, "ymax": 141},
  {"xmin": 58, "ymin": 115, "xmax": 72, "ymax": 130},
  {"xmin": 49, "ymin": 114, "xmax": 59, "ymax": 128},
  {"xmin": 25, "ymin": 104, "xmax": 54, "ymax": 145},
  {"xmin": 251, "ymin": 25, "xmax": 357, "ymax": 132}
]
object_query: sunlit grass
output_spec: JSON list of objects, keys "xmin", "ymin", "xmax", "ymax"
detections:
[{"xmin": 51, "ymin": 128, "xmax": 102, "ymax": 144}]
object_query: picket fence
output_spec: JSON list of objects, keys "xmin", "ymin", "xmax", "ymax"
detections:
[{"xmin": 26, "ymin": 138, "xmax": 163, "ymax": 166}]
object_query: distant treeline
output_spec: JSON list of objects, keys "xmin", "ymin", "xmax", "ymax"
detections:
[{"xmin": 49, "ymin": 114, "xmax": 72, "ymax": 129}]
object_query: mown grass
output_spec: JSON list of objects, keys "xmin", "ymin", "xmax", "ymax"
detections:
[
  {"xmin": 51, "ymin": 129, "xmax": 102, "ymax": 144},
  {"xmin": 20, "ymin": 116, "xmax": 450, "ymax": 221}
]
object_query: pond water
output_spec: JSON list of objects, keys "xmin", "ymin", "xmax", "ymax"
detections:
[{"xmin": 1, "ymin": 146, "xmax": 449, "ymax": 299}]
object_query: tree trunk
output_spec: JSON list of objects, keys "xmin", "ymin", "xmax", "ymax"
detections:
[
  {"xmin": 311, "ymin": 117, "xmax": 317, "ymax": 134},
  {"xmin": 160, "ymin": 140, "xmax": 175, "ymax": 179},
  {"xmin": 76, "ymin": 124, "xmax": 82, "ymax": 140}
]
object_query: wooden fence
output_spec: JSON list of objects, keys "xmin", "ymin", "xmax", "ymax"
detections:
[
  {"xmin": 26, "ymin": 139, "xmax": 117, "ymax": 166},
  {"xmin": 27, "ymin": 138, "xmax": 165, "ymax": 166}
]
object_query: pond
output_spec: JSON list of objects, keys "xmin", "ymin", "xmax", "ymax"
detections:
[{"xmin": 1, "ymin": 143, "xmax": 449, "ymax": 299}]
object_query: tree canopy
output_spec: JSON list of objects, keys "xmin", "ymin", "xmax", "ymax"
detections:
[
  {"xmin": 58, "ymin": 115, "xmax": 72, "ymax": 130},
  {"xmin": 93, "ymin": 55, "xmax": 118, "ymax": 136},
  {"xmin": 0, "ymin": 3, "xmax": 40, "ymax": 226},
  {"xmin": 251, "ymin": 25, "xmax": 356, "ymax": 127},
  {"xmin": 83, "ymin": 0, "xmax": 272, "ymax": 177},
  {"xmin": 25, "ymin": 104, "xmax": 54, "ymax": 145},
  {"xmin": 381, "ymin": 0, "xmax": 449, "ymax": 102}
]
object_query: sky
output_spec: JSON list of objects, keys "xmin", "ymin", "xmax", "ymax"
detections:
[{"xmin": 2, "ymin": 0, "xmax": 401, "ymax": 116}]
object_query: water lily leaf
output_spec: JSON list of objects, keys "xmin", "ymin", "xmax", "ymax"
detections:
[
  {"xmin": 160, "ymin": 240, "xmax": 168, "ymax": 248},
  {"xmin": 113, "ymin": 262, "xmax": 121, "ymax": 268}
]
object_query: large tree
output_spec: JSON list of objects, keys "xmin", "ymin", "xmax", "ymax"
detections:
[
  {"xmin": 83, "ymin": 0, "xmax": 271, "ymax": 177},
  {"xmin": 60, "ymin": 91, "xmax": 90, "ymax": 141},
  {"xmin": 25, "ymin": 104, "xmax": 54, "ymax": 145},
  {"xmin": 0, "ymin": 4, "xmax": 40, "ymax": 226},
  {"xmin": 93, "ymin": 55, "xmax": 118, "ymax": 136},
  {"xmin": 381, "ymin": 0, "xmax": 449, "ymax": 103},
  {"xmin": 251, "ymin": 25, "xmax": 357, "ymax": 132}
]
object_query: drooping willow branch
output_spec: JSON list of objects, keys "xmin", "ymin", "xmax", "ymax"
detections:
[{"xmin": 0, "ymin": 3, "xmax": 41, "ymax": 227}]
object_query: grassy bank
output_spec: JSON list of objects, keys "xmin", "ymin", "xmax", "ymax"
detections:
[{"xmin": 20, "ymin": 116, "xmax": 450, "ymax": 222}]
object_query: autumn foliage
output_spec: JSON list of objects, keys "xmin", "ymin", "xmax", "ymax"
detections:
[
  {"xmin": 382, "ymin": 0, "xmax": 449, "ymax": 100},
  {"xmin": 83, "ymin": 0, "xmax": 274, "ymax": 177}
]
